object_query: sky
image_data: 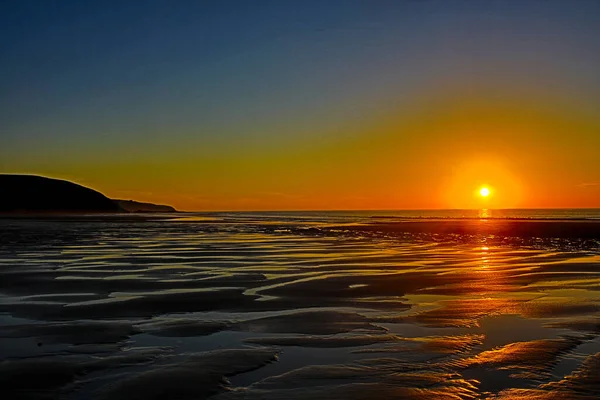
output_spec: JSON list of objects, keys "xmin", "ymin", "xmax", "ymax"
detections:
[{"xmin": 2, "ymin": 0, "xmax": 600, "ymax": 210}]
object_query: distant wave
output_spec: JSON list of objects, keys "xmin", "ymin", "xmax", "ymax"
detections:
[{"xmin": 369, "ymin": 215, "xmax": 600, "ymax": 221}]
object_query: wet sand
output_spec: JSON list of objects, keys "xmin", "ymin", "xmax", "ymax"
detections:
[
  {"xmin": 333, "ymin": 219, "xmax": 600, "ymax": 239},
  {"xmin": 0, "ymin": 214, "xmax": 599, "ymax": 399}
]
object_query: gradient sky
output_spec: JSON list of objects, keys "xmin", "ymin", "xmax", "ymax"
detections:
[{"xmin": 2, "ymin": 0, "xmax": 599, "ymax": 210}]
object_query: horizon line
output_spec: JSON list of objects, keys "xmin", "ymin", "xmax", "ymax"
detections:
[{"xmin": 176, "ymin": 207, "xmax": 600, "ymax": 213}]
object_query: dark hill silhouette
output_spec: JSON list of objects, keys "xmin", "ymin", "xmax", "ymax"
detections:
[
  {"xmin": 0, "ymin": 175, "xmax": 122, "ymax": 213},
  {"xmin": 114, "ymin": 199, "xmax": 176, "ymax": 213}
]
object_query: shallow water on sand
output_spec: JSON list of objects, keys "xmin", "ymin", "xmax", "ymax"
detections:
[{"xmin": 1, "ymin": 212, "xmax": 600, "ymax": 399}]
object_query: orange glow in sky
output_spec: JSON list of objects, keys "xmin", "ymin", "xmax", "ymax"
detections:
[{"xmin": 5, "ymin": 90, "xmax": 599, "ymax": 211}]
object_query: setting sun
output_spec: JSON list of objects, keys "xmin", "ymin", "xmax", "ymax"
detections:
[{"xmin": 479, "ymin": 187, "xmax": 491, "ymax": 197}]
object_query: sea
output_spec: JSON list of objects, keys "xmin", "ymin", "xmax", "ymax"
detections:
[
  {"xmin": 195, "ymin": 208, "xmax": 600, "ymax": 221},
  {"xmin": 1, "ymin": 209, "xmax": 599, "ymax": 399}
]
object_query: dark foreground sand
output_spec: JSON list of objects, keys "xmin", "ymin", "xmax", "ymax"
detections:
[{"xmin": 0, "ymin": 214, "xmax": 599, "ymax": 399}]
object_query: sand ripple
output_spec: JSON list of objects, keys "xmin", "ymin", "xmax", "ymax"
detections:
[{"xmin": 0, "ymin": 216, "xmax": 599, "ymax": 398}]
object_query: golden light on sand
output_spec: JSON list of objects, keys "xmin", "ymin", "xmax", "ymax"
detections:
[{"xmin": 479, "ymin": 187, "xmax": 491, "ymax": 197}]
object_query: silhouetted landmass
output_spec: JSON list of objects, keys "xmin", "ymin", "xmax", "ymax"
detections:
[
  {"xmin": 0, "ymin": 175, "xmax": 177, "ymax": 214},
  {"xmin": 114, "ymin": 199, "xmax": 177, "ymax": 213},
  {"xmin": 0, "ymin": 175, "xmax": 123, "ymax": 213}
]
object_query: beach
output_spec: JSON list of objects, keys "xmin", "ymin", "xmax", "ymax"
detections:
[
  {"xmin": 5, "ymin": 0, "xmax": 600, "ymax": 398},
  {"xmin": 1, "ymin": 211, "xmax": 599, "ymax": 399}
]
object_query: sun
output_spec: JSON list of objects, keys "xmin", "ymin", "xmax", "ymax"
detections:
[{"xmin": 479, "ymin": 187, "xmax": 491, "ymax": 197}]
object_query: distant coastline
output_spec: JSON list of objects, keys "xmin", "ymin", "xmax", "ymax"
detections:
[
  {"xmin": 0, "ymin": 174, "xmax": 177, "ymax": 214},
  {"xmin": 113, "ymin": 199, "xmax": 176, "ymax": 213}
]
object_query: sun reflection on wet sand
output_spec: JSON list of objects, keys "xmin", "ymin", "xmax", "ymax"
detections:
[{"xmin": 479, "ymin": 208, "xmax": 492, "ymax": 220}]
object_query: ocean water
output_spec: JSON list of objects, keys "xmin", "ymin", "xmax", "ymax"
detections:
[
  {"xmin": 1, "ymin": 210, "xmax": 599, "ymax": 399},
  {"xmin": 194, "ymin": 208, "xmax": 600, "ymax": 222}
]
